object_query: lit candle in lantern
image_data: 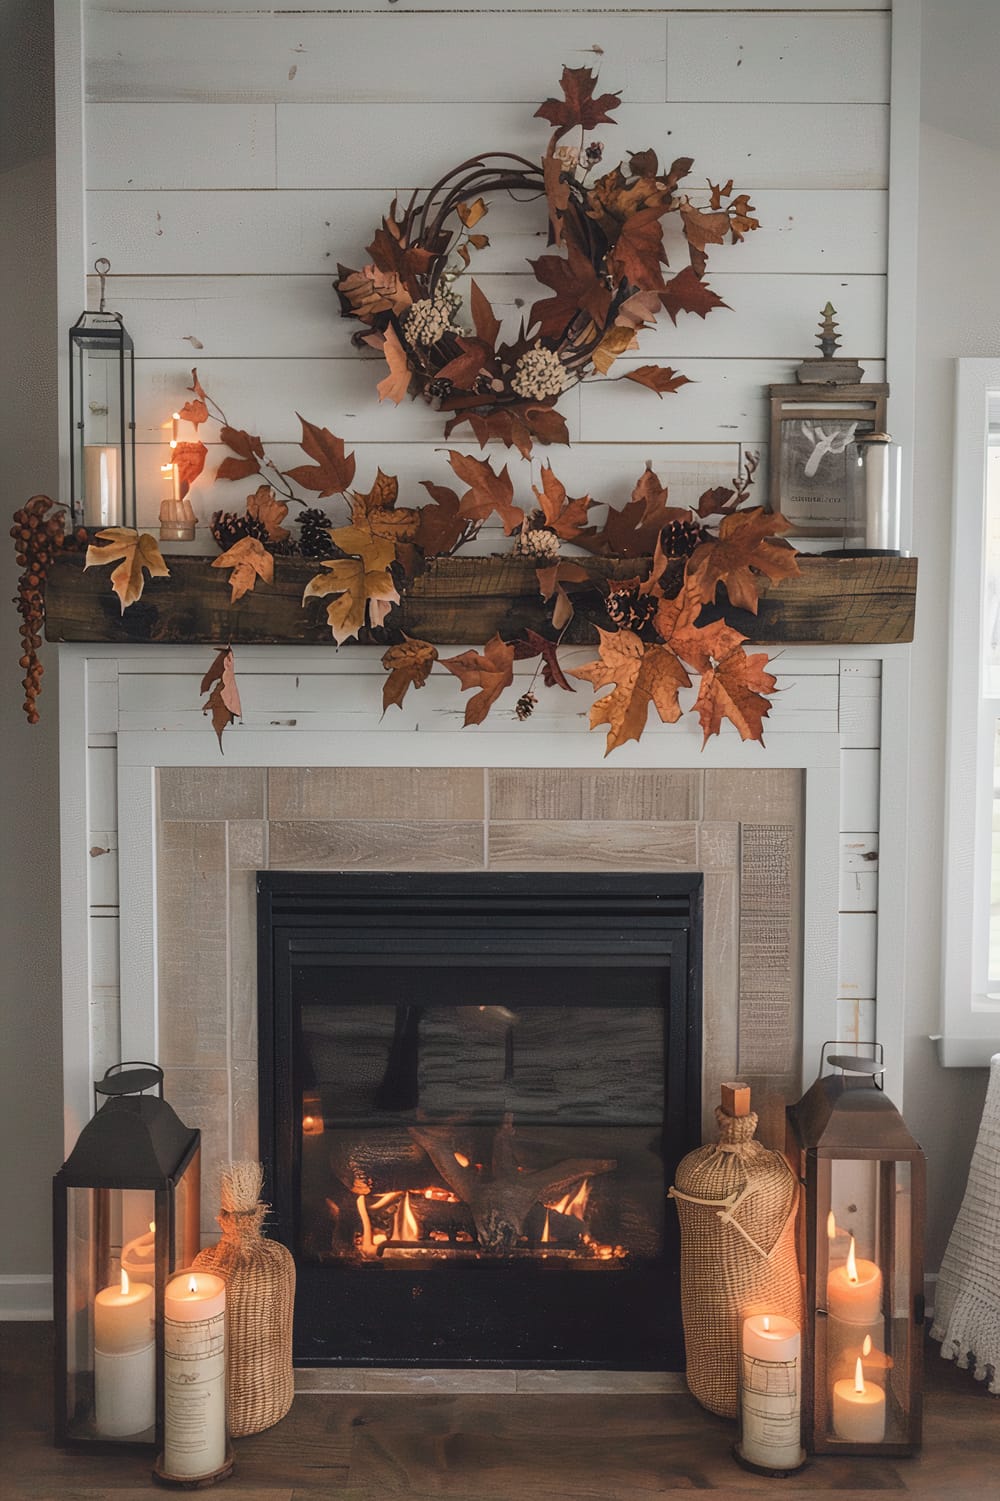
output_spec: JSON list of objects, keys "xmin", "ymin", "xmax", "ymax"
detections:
[
  {"xmin": 737, "ymin": 1314, "xmax": 804, "ymax": 1473},
  {"xmin": 833, "ymin": 1353, "xmax": 886, "ymax": 1443},
  {"xmin": 826, "ymin": 1235, "xmax": 882, "ymax": 1324},
  {"xmin": 121, "ymin": 1220, "xmax": 156, "ymax": 1283},
  {"xmin": 93, "ymin": 1267, "xmax": 156, "ymax": 1438},
  {"xmin": 83, "ymin": 444, "xmax": 121, "ymax": 527},
  {"xmin": 162, "ymin": 1270, "xmax": 227, "ymax": 1480},
  {"xmin": 170, "ymin": 412, "xmax": 181, "ymax": 501}
]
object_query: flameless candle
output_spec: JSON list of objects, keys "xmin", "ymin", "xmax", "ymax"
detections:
[
  {"xmin": 826, "ymin": 1236, "xmax": 882, "ymax": 1324},
  {"xmin": 83, "ymin": 444, "xmax": 121, "ymax": 527},
  {"xmin": 833, "ymin": 1354, "xmax": 886, "ymax": 1443},
  {"xmin": 93, "ymin": 1268, "xmax": 156, "ymax": 1438},
  {"xmin": 737, "ymin": 1314, "xmax": 804, "ymax": 1473},
  {"xmin": 163, "ymin": 1270, "xmax": 227, "ymax": 1479}
]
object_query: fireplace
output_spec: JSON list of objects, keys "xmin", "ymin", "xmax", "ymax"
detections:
[{"xmin": 257, "ymin": 872, "xmax": 702, "ymax": 1368}]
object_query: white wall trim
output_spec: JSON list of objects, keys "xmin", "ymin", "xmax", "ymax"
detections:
[{"xmin": 0, "ymin": 1275, "xmax": 54, "ymax": 1322}]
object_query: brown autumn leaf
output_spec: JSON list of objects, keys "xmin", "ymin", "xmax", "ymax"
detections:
[
  {"xmin": 532, "ymin": 465, "xmax": 593, "ymax": 540},
  {"xmin": 349, "ymin": 469, "xmax": 421, "ymax": 542},
  {"xmin": 444, "ymin": 401, "xmax": 570, "ymax": 457},
  {"xmin": 615, "ymin": 289, "xmax": 663, "ymax": 332},
  {"xmin": 629, "ymin": 149, "xmax": 659, "ymax": 178},
  {"xmin": 448, "ymin": 450, "xmax": 524, "ymax": 535},
  {"xmin": 534, "ymin": 66, "xmax": 621, "ymax": 141},
  {"xmin": 415, "ymin": 481, "xmax": 467, "ymax": 558},
  {"xmin": 303, "ymin": 555, "xmax": 400, "ymax": 645},
  {"xmin": 173, "ymin": 440, "xmax": 208, "ymax": 497},
  {"xmin": 217, "ymin": 426, "xmax": 264, "ymax": 483},
  {"xmin": 659, "ymin": 265, "xmax": 729, "ymax": 324},
  {"xmin": 592, "ymin": 324, "xmax": 638, "ymax": 374},
  {"xmin": 457, "ymin": 197, "xmax": 488, "ymax": 229},
  {"xmin": 469, "ymin": 280, "xmax": 501, "ymax": 350},
  {"xmin": 326, "ymin": 522, "xmax": 397, "ymax": 574},
  {"xmin": 686, "ymin": 507, "xmax": 799, "ymax": 614},
  {"xmin": 211, "ymin": 536, "xmax": 274, "ymax": 602},
  {"xmin": 436, "ymin": 336, "xmax": 496, "ymax": 388},
  {"xmin": 694, "ymin": 645, "xmax": 776, "ymax": 746},
  {"xmin": 511, "ymin": 628, "xmax": 575, "ymax": 691},
  {"xmin": 577, "ymin": 465, "xmax": 687, "ymax": 557},
  {"xmin": 609, "ymin": 208, "xmax": 668, "ymax": 291},
  {"xmin": 696, "ymin": 485, "xmax": 738, "ymax": 520},
  {"xmin": 440, "ymin": 634, "xmax": 516, "ymax": 726},
  {"xmin": 542, "ymin": 151, "xmax": 572, "ymax": 246},
  {"xmin": 367, "ymin": 216, "xmax": 436, "ymax": 292},
  {"xmin": 536, "ymin": 558, "xmax": 592, "ymax": 630},
  {"xmin": 381, "ymin": 635, "xmax": 438, "ymax": 712},
  {"xmin": 654, "ymin": 576, "xmax": 746, "ymax": 672},
  {"xmin": 200, "ymin": 646, "xmax": 241, "ymax": 751},
  {"xmin": 84, "ymin": 527, "xmax": 170, "ymax": 613},
  {"xmin": 623, "ymin": 365, "xmax": 692, "ymax": 397},
  {"xmin": 377, "ymin": 324, "xmax": 412, "ymax": 405},
  {"xmin": 285, "ymin": 417, "xmax": 357, "ymax": 497},
  {"xmin": 336, "ymin": 262, "xmax": 412, "ymax": 324},
  {"xmin": 246, "ymin": 485, "xmax": 290, "ymax": 542},
  {"xmin": 177, "ymin": 397, "xmax": 209, "ymax": 427},
  {"xmin": 529, "ymin": 240, "xmax": 612, "ymax": 339},
  {"xmin": 188, "ymin": 368, "xmax": 208, "ymax": 401},
  {"xmin": 570, "ymin": 628, "xmax": 691, "ymax": 755}
]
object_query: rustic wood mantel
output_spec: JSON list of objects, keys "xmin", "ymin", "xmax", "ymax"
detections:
[{"xmin": 45, "ymin": 552, "xmax": 917, "ymax": 647}]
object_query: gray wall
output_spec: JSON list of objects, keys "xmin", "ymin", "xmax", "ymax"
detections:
[{"xmin": 0, "ymin": 0, "xmax": 63, "ymax": 1275}]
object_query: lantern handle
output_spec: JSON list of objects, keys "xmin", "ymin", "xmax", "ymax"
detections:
[
  {"xmin": 94, "ymin": 257, "xmax": 111, "ymax": 313},
  {"xmin": 94, "ymin": 1061, "xmax": 165, "ymax": 1111},
  {"xmin": 820, "ymin": 1040, "xmax": 884, "ymax": 1087}
]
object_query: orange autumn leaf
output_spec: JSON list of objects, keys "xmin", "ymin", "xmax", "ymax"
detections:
[
  {"xmin": 457, "ymin": 197, "xmax": 488, "ymax": 229},
  {"xmin": 246, "ymin": 485, "xmax": 289, "ymax": 542},
  {"xmin": 211, "ymin": 536, "xmax": 273, "ymax": 602},
  {"xmin": 440, "ymin": 634, "xmax": 516, "ymax": 726},
  {"xmin": 536, "ymin": 558, "xmax": 592, "ymax": 631},
  {"xmin": 350, "ymin": 469, "xmax": 421, "ymax": 542},
  {"xmin": 303, "ymin": 556, "xmax": 400, "ymax": 645},
  {"xmin": 381, "ymin": 635, "xmax": 438, "ymax": 712},
  {"xmin": 200, "ymin": 646, "xmax": 241, "ymax": 751},
  {"xmin": 217, "ymin": 426, "xmax": 264, "ymax": 483},
  {"xmin": 448, "ymin": 451, "xmax": 524, "ymax": 535},
  {"xmin": 653, "ymin": 574, "xmax": 747, "ymax": 673},
  {"xmin": 686, "ymin": 507, "xmax": 799, "ymax": 614},
  {"xmin": 84, "ymin": 527, "xmax": 170, "ymax": 613},
  {"xmin": 570, "ymin": 627, "xmax": 691, "ymax": 755},
  {"xmin": 623, "ymin": 365, "xmax": 692, "ymax": 397},
  {"xmin": 176, "ymin": 397, "xmax": 209, "ymax": 427},
  {"xmin": 694, "ymin": 644, "xmax": 777, "ymax": 746},
  {"xmin": 377, "ymin": 324, "xmax": 412, "ymax": 405},
  {"xmin": 286, "ymin": 417, "xmax": 357, "ymax": 497},
  {"xmin": 173, "ymin": 440, "xmax": 207, "ymax": 496},
  {"xmin": 532, "ymin": 465, "xmax": 593, "ymax": 540},
  {"xmin": 535, "ymin": 65, "xmax": 621, "ymax": 141},
  {"xmin": 577, "ymin": 464, "xmax": 687, "ymax": 557}
]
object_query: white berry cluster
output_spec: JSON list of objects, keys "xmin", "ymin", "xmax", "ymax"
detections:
[
  {"xmin": 403, "ymin": 290, "xmax": 461, "ymax": 347},
  {"xmin": 511, "ymin": 345, "xmax": 567, "ymax": 401},
  {"xmin": 513, "ymin": 524, "xmax": 561, "ymax": 562}
]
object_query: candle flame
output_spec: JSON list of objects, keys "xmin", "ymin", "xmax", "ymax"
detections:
[
  {"xmin": 172, "ymin": 412, "xmax": 181, "ymax": 421},
  {"xmin": 149, "ymin": 1221, "xmax": 155, "ymax": 1234},
  {"xmin": 120, "ymin": 1268, "xmax": 130, "ymax": 1295},
  {"xmin": 827, "ymin": 1210, "xmax": 837, "ymax": 1240},
  {"xmin": 862, "ymin": 1334, "xmax": 872, "ymax": 1357},
  {"xmin": 763, "ymin": 1315, "xmax": 771, "ymax": 1331},
  {"xmin": 853, "ymin": 1355, "xmax": 865, "ymax": 1394},
  {"xmin": 846, "ymin": 1235, "xmax": 859, "ymax": 1284},
  {"xmin": 187, "ymin": 1274, "xmax": 198, "ymax": 1294}
]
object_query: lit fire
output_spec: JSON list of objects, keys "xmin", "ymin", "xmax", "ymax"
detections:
[
  {"xmin": 846, "ymin": 1235, "xmax": 859, "ymax": 1285},
  {"xmin": 391, "ymin": 1192, "xmax": 420, "ymax": 1242},
  {"xmin": 187, "ymin": 1274, "xmax": 198, "ymax": 1294},
  {"xmin": 545, "ymin": 1178, "xmax": 591, "ymax": 1221},
  {"xmin": 540, "ymin": 1210, "xmax": 551, "ymax": 1244},
  {"xmin": 827, "ymin": 1210, "xmax": 837, "ymax": 1241}
]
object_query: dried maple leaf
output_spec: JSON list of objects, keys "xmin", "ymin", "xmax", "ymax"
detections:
[
  {"xmin": 336, "ymin": 261, "xmax": 412, "ymax": 324},
  {"xmin": 570, "ymin": 628, "xmax": 690, "ymax": 755},
  {"xmin": 654, "ymin": 576, "xmax": 745, "ymax": 672},
  {"xmin": 246, "ymin": 485, "xmax": 289, "ymax": 542},
  {"xmin": 448, "ymin": 450, "xmax": 524, "ymax": 535},
  {"xmin": 415, "ymin": 481, "xmax": 468, "ymax": 558},
  {"xmin": 694, "ymin": 645, "xmax": 776, "ymax": 746},
  {"xmin": 349, "ymin": 470, "xmax": 420, "ymax": 542},
  {"xmin": 173, "ymin": 440, "xmax": 207, "ymax": 497},
  {"xmin": 530, "ymin": 240, "xmax": 612, "ymax": 340},
  {"xmin": 659, "ymin": 266, "xmax": 728, "ymax": 324},
  {"xmin": 615, "ymin": 290, "xmax": 663, "ymax": 332},
  {"xmin": 457, "ymin": 198, "xmax": 488, "ymax": 229},
  {"xmin": 440, "ymin": 634, "xmax": 516, "ymax": 726},
  {"xmin": 211, "ymin": 536, "xmax": 274, "ymax": 602},
  {"xmin": 536, "ymin": 558, "xmax": 592, "ymax": 630},
  {"xmin": 285, "ymin": 417, "xmax": 357, "ymax": 498},
  {"xmin": 377, "ymin": 324, "xmax": 412, "ymax": 405},
  {"xmin": 535, "ymin": 66, "xmax": 621, "ymax": 141},
  {"xmin": 200, "ymin": 646, "xmax": 241, "ymax": 751},
  {"xmin": 84, "ymin": 527, "xmax": 170, "ymax": 613},
  {"xmin": 177, "ymin": 397, "xmax": 208, "ymax": 427},
  {"xmin": 217, "ymin": 427, "xmax": 264, "ymax": 483},
  {"xmin": 577, "ymin": 464, "xmax": 687, "ymax": 557},
  {"xmin": 592, "ymin": 325, "xmax": 638, "ymax": 374},
  {"xmin": 326, "ymin": 522, "xmax": 397, "ymax": 574},
  {"xmin": 623, "ymin": 365, "xmax": 692, "ymax": 397},
  {"xmin": 367, "ymin": 215, "xmax": 436, "ymax": 294},
  {"xmin": 511, "ymin": 628, "xmax": 575, "ymax": 691},
  {"xmin": 303, "ymin": 556, "xmax": 400, "ymax": 645},
  {"xmin": 532, "ymin": 465, "xmax": 593, "ymax": 540},
  {"xmin": 469, "ymin": 280, "xmax": 501, "ymax": 350},
  {"xmin": 686, "ymin": 507, "xmax": 799, "ymax": 614},
  {"xmin": 436, "ymin": 336, "xmax": 496, "ymax": 388},
  {"xmin": 542, "ymin": 151, "xmax": 572, "ymax": 245},
  {"xmin": 188, "ymin": 368, "xmax": 208, "ymax": 401},
  {"xmin": 381, "ymin": 635, "xmax": 438, "ymax": 712},
  {"xmin": 609, "ymin": 208, "xmax": 668, "ymax": 291},
  {"xmin": 445, "ymin": 401, "xmax": 570, "ymax": 457}
]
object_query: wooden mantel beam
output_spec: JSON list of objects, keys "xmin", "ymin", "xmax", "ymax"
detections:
[{"xmin": 45, "ymin": 552, "xmax": 917, "ymax": 648}]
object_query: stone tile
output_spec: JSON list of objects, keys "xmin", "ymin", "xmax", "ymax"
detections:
[
  {"xmin": 703, "ymin": 768, "xmax": 803, "ymax": 824},
  {"xmin": 268, "ymin": 767, "xmax": 483, "ymax": 821},
  {"xmin": 231, "ymin": 1057, "xmax": 259, "ymax": 1163},
  {"xmin": 697, "ymin": 821, "xmax": 739, "ymax": 872},
  {"xmin": 700, "ymin": 873, "xmax": 739, "ymax": 1140},
  {"xmin": 487, "ymin": 820, "xmax": 698, "ymax": 870},
  {"xmin": 268, "ymin": 820, "xmax": 484, "ymax": 871},
  {"xmin": 228, "ymin": 818, "xmax": 266, "ymax": 872},
  {"xmin": 488, "ymin": 768, "xmax": 702, "ymax": 821},
  {"xmin": 229, "ymin": 866, "xmax": 259, "ymax": 1064},
  {"xmin": 515, "ymin": 1370, "xmax": 685, "ymax": 1393},
  {"xmin": 159, "ymin": 767, "xmax": 265, "ymax": 821},
  {"xmin": 158, "ymin": 823, "xmax": 228, "ymax": 1069},
  {"xmin": 161, "ymin": 1067, "xmax": 230, "ymax": 1238}
]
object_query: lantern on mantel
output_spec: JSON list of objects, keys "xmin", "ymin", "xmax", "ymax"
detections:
[
  {"xmin": 69, "ymin": 257, "xmax": 137, "ymax": 531},
  {"xmin": 52, "ymin": 1063, "xmax": 200, "ymax": 1452},
  {"xmin": 785, "ymin": 1044, "xmax": 925, "ymax": 1456}
]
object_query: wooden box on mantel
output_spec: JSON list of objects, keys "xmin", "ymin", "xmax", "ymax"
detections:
[{"xmin": 44, "ymin": 552, "xmax": 917, "ymax": 649}]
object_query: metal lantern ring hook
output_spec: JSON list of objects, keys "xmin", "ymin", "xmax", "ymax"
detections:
[{"xmin": 94, "ymin": 257, "xmax": 111, "ymax": 314}]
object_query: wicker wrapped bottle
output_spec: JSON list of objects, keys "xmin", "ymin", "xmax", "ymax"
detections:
[
  {"xmin": 194, "ymin": 1162, "xmax": 295, "ymax": 1436},
  {"xmin": 668, "ymin": 1084, "xmax": 801, "ymax": 1418}
]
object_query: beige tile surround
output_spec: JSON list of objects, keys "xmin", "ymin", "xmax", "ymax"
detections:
[{"xmin": 157, "ymin": 767, "xmax": 803, "ymax": 1238}]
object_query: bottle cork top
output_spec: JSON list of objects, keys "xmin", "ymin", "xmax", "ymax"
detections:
[{"xmin": 720, "ymin": 1082, "xmax": 751, "ymax": 1117}]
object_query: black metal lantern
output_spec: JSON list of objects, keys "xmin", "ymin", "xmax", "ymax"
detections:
[
  {"xmin": 786, "ymin": 1044, "xmax": 925, "ymax": 1456},
  {"xmin": 52, "ymin": 1064, "xmax": 201, "ymax": 1451},
  {"xmin": 69, "ymin": 257, "xmax": 137, "ymax": 530}
]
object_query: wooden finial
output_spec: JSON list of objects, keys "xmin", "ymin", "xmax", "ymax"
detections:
[
  {"xmin": 816, "ymin": 301, "xmax": 840, "ymax": 360},
  {"xmin": 721, "ymin": 1082, "xmax": 751, "ymax": 1117}
]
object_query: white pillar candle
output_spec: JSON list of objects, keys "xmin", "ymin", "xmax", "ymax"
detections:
[
  {"xmin": 94, "ymin": 1269, "xmax": 155, "ymax": 1438},
  {"xmin": 833, "ymin": 1355, "xmax": 886, "ymax": 1443},
  {"xmin": 826, "ymin": 1236, "xmax": 883, "ymax": 1324},
  {"xmin": 163, "ymin": 1270, "xmax": 227, "ymax": 1478},
  {"xmin": 738, "ymin": 1314, "xmax": 803, "ymax": 1472},
  {"xmin": 82, "ymin": 444, "xmax": 121, "ymax": 527}
]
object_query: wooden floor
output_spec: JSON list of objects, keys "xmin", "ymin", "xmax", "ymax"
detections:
[{"xmin": 2, "ymin": 1323, "xmax": 997, "ymax": 1500}]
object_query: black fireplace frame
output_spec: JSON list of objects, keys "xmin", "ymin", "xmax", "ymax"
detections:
[{"xmin": 258, "ymin": 871, "xmax": 702, "ymax": 1369}]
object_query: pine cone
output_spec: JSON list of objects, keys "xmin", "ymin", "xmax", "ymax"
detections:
[
  {"xmin": 606, "ymin": 585, "xmax": 658, "ymax": 637},
  {"xmin": 663, "ymin": 517, "xmax": 709, "ymax": 559},
  {"xmin": 298, "ymin": 507, "xmax": 337, "ymax": 559},
  {"xmin": 210, "ymin": 510, "xmax": 268, "ymax": 551},
  {"xmin": 515, "ymin": 691, "xmax": 537, "ymax": 722}
]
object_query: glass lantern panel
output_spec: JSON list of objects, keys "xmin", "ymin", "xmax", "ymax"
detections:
[
  {"xmin": 884, "ymin": 1158, "xmax": 913, "ymax": 1445},
  {"xmin": 174, "ymin": 1142, "xmax": 202, "ymax": 1269},
  {"xmin": 777, "ymin": 415, "xmax": 874, "ymax": 543}
]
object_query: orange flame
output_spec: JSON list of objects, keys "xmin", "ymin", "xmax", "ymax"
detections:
[
  {"xmin": 862, "ymin": 1334, "xmax": 872, "ymax": 1357},
  {"xmin": 187, "ymin": 1274, "xmax": 198, "ymax": 1294},
  {"xmin": 846, "ymin": 1235, "xmax": 859, "ymax": 1284},
  {"xmin": 763, "ymin": 1315, "xmax": 771, "ymax": 1332},
  {"xmin": 540, "ymin": 1210, "xmax": 551, "ymax": 1244},
  {"xmin": 853, "ymin": 1355, "xmax": 865, "ymax": 1395},
  {"xmin": 120, "ymin": 1268, "xmax": 130, "ymax": 1296},
  {"xmin": 391, "ymin": 1191, "xmax": 420, "ymax": 1242},
  {"xmin": 356, "ymin": 1191, "xmax": 379, "ymax": 1257},
  {"xmin": 546, "ymin": 1178, "xmax": 591, "ymax": 1221},
  {"xmin": 827, "ymin": 1210, "xmax": 837, "ymax": 1240},
  {"xmin": 454, "ymin": 1152, "xmax": 470, "ymax": 1167}
]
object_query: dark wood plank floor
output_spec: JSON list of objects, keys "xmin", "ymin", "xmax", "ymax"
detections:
[{"xmin": 2, "ymin": 1323, "xmax": 997, "ymax": 1500}]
